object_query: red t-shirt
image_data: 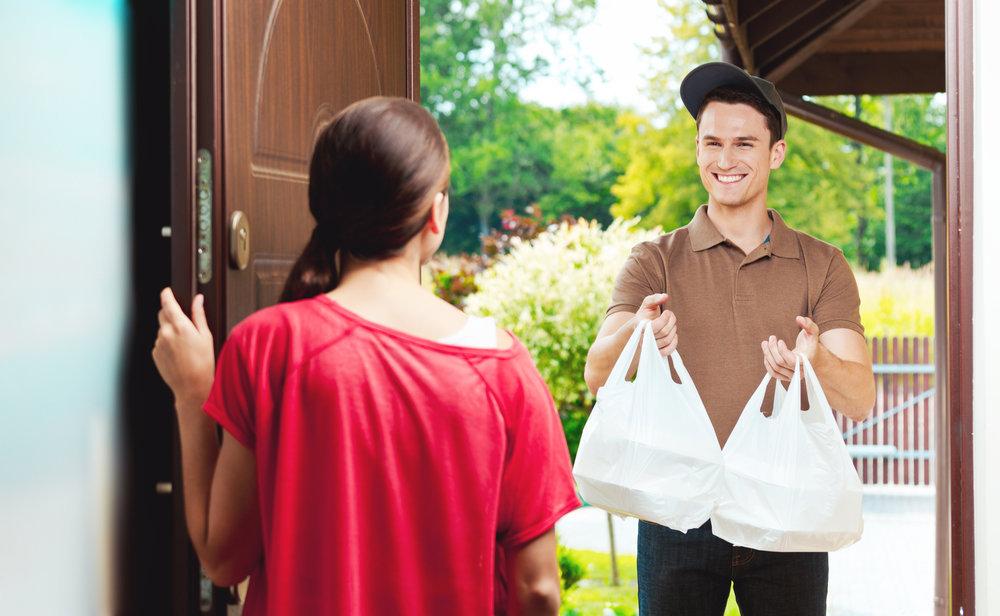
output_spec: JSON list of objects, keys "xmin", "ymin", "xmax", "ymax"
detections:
[{"xmin": 204, "ymin": 295, "xmax": 580, "ymax": 615}]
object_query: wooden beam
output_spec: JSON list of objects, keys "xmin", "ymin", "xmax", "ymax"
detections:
[
  {"xmin": 714, "ymin": 0, "xmax": 756, "ymax": 73},
  {"xmin": 775, "ymin": 51, "xmax": 944, "ymax": 95},
  {"xmin": 747, "ymin": 0, "xmax": 833, "ymax": 50},
  {"xmin": 820, "ymin": 33, "xmax": 944, "ymax": 54},
  {"xmin": 737, "ymin": 0, "xmax": 785, "ymax": 23},
  {"xmin": 758, "ymin": 0, "xmax": 886, "ymax": 83},
  {"xmin": 778, "ymin": 91, "xmax": 944, "ymax": 171}
]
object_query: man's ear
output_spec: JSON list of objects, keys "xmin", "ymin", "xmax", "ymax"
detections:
[{"xmin": 770, "ymin": 140, "xmax": 787, "ymax": 170}]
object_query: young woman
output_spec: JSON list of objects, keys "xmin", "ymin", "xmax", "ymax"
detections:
[{"xmin": 152, "ymin": 97, "xmax": 580, "ymax": 615}]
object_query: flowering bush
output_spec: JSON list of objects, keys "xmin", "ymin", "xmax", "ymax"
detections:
[
  {"xmin": 424, "ymin": 204, "xmax": 576, "ymax": 308},
  {"xmin": 465, "ymin": 218, "xmax": 661, "ymax": 459}
]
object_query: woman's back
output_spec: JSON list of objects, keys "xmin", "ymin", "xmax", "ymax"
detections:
[{"xmin": 205, "ymin": 295, "xmax": 578, "ymax": 614}]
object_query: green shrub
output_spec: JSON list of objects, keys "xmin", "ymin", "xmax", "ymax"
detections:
[
  {"xmin": 558, "ymin": 543, "xmax": 587, "ymax": 592},
  {"xmin": 464, "ymin": 218, "xmax": 661, "ymax": 459}
]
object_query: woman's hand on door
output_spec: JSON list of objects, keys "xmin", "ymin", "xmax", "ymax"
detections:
[{"xmin": 152, "ymin": 287, "xmax": 215, "ymax": 410}]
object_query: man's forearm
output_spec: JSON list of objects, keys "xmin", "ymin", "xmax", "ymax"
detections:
[
  {"xmin": 810, "ymin": 343, "xmax": 876, "ymax": 421},
  {"xmin": 584, "ymin": 314, "xmax": 641, "ymax": 395}
]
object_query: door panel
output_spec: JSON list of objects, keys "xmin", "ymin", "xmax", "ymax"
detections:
[
  {"xmin": 222, "ymin": 0, "xmax": 413, "ymax": 330},
  {"xmin": 172, "ymin": 1, "xmax": 416, "ymax": 612}
]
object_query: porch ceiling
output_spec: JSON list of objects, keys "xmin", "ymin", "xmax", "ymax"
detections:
[{"xmin": 703, "ymin": 0, "xmax": 945, "ymax": 95}]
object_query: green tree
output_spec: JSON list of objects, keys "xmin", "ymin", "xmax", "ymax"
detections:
[
  {"xmin": 536, "ymin": 103, "xmax": 627, "ymax": 226},
  {"xmin": 642, "ymin": 0, "xmax": 720, "ymax": 119},
  {"xmin": 420, "ymin": 0, "xmax": 598, "ymax": 252},
  {"xmin": 610, "ymin": 111, "xmax": 701, "ymax": 232},
  {"xmin": 768, "ymin": 116, "xmax": 880, "ymax": 257},
  {"xmin": 856, "ymin": 94, "xmax": 945, "ymax": 269}
]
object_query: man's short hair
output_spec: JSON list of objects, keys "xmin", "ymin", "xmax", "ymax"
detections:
[{"xmin": 695, "ymin": 86, "xmax": 783, "ymax": 147}]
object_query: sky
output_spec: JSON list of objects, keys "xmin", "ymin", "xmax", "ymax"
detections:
[{"xmin": 519, "ymin": 0, "xmax": 671, "ymax": 115}]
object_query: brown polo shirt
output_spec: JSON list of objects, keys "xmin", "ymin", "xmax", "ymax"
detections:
[{"xmin": 608, "ymin": 205, "xmax": 864, "ymax": 447}]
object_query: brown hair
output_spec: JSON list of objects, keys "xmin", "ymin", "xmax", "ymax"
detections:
[
  {"xmin": 695, "ymin": 86, "xmax": 782, "ymax": 146},
  {"xmin": 279, "ymin": 97, "xmax": 450, "ymax": 303}
]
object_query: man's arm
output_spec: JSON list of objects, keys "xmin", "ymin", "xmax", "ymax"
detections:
[
  {"xmin": 505, "ymin": 529, "xmax": 561, "ymax": 616},
  {"xmin": 761, "ymin": 316, "xmax": 875, "ymax": 421},
  {"xmin": 584, "ymin": 294, "xmax": 677, "ymax": 395}
]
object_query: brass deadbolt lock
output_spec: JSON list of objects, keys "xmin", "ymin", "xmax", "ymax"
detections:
[{"xmin": 229, "ymin": 211, "xmax": 250, "ymax": 270}]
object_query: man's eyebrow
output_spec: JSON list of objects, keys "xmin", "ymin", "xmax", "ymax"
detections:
[{"xmin": 700, "ymin": 134, "xmax": 760, "ymax": 142}]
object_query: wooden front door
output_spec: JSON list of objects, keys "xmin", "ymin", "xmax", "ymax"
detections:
[
  {"xmin": 170, "ymin": 1, "xmax": 417, "ymax": 612},
  {"xmin": 218, "ymin": 0, "xmax": 417, "ymax": 329}
]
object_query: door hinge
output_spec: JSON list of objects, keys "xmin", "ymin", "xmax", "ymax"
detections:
[{"xmin": 196, "ymin": 149, "xmax": 212, "ymax": 284}]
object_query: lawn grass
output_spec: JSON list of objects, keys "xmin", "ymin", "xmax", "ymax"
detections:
[{"xmin": 560, "ymin": 549, "xmax": 741, "ymax": 615}]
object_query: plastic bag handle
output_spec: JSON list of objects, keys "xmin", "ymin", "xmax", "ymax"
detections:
[
  {"xmin": 667, "ymin": 350, "xmax": 693, "ymax": 385},
  {"xmin": 799, "ymin": 354, "xmax": 839, "ymax": 427},
  {"xmin": 604, "ymin": 319, "xmax": 650, "ymax": 386}
]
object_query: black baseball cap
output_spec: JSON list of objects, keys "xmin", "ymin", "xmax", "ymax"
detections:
[{"xmin": 680, "ymin": 62, "xmax": 787, "ymax": 139}]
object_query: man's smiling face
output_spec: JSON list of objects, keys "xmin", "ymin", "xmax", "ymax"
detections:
[{"xmin": 696, "ymin": 101, "xmax": 786, "ymax": 212}]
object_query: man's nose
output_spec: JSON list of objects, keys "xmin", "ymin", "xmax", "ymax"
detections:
[{"xmin": 717, "ymin": 146, "xmax": 736, "ymax": 169}]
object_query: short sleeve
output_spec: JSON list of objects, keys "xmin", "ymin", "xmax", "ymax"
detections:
[
  {"xmin": 606, "ymin": 242, "xmax": 662, "ymax": 318},
  {"xmin": 496, "ymin": 349, "xmax": 581, "ymax": 548},
  {"xmin": 203, "ymin": 322, "xmax": 258, "ymax": 451},
  {"xmin": 812, "ymin": 250, "xmax": 865, "ymax": 337}
]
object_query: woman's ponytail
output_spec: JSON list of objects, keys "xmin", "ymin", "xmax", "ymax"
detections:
[{"xmin": 277, "ymin": 225, "xmax": 338, "ymax": 303}]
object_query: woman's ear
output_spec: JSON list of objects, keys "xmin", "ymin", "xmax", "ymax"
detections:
[{"xmin": 427, "ymin": 191, "xmax": 448, "ymax": 234}]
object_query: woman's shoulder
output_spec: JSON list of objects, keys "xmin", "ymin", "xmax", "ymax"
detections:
[{"xmin": 228, "ymin": 296, "xmax": 338, "ymax": 348}]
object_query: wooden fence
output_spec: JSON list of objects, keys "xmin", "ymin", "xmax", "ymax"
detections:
[{"xmin": 837, "ymin": 336, "xmax": 935, "ymax": 486}]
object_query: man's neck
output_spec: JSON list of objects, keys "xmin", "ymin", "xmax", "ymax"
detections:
[{"xmin": 705, "ymin": 202, "xmax": 772, "ymax": 254}]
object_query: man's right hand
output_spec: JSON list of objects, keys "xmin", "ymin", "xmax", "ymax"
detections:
[
  {"xmin": 637, "ymin": 293, "xmax": 678, "ymax": 356},
  {"xmin": 584, "ymin": 293, "xmax": 678, "ymax": 394}
]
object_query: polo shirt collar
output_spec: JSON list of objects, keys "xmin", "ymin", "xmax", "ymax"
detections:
[
  {"xmin": 687, "ymin": 205, "xmax": 725, "ymax": 251},
  {"xmin": 687, "ymin": 204, "xmax": 800, "ymax": 259},
  {"xmin": 766, "ymin": 209, "xmax": 800, "ymax": 259}
]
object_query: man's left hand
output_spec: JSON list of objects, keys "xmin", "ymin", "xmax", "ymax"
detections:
[{"xmin": 761, "ymin": 315, "xmax": 819, "ymax": 382}]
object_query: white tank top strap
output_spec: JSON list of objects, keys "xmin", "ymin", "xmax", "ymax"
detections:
[{"xmin": 437, "ymin": 315, "xmax": 498, "ymax": 349}]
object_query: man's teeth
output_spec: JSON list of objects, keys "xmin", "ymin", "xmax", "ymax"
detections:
[{"xmin": 717, "ymin": 174, "xmax": 744, "ymax": 183}]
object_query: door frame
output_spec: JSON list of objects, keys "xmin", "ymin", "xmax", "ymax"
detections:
[{"xmin": 945, "ymin": 0, "xmax": 975, "ymax": 614}]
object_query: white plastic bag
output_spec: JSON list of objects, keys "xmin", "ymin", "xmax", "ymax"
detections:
[
  {"xmin": 710, "ymin": 355, "xmax": 864, "ymax": 552},
  {"xmin": 573, "ymin": 320, "xmax": 724, "ymax": 531}
]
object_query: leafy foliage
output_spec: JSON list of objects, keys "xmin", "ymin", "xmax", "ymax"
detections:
[
  {"xmin": 768, "ymin": 117, "xmax": 881, "ymax": 259},
  {"xmin": 609, "ymin": 111, "xmax": 701, "ymax": 231},
  {"xmin": 558, "ymin": 543, "xmax": 586, "ymax": 592},
  {"xmin": 464, "ymin": 218, "xmax": 661, "ymax": 459},
  {"xmin": 424, "ymin": 205, "xmax": 571, "ymax": 308},
  {"xmin": 852, "ymin": 94, "xmax": 946, "ymax": 270},
  {"xmin": 420, "ymin": 0, "xmax": 606, "ymax": 253},
  {"xmin": 641, "ymin": 0, "xmax": 720, "ymax": 119}
]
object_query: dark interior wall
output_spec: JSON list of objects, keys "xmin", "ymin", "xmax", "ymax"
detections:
[{"xmin": 118, "ymin": 2, "xmax": 176, "ymax": 613}]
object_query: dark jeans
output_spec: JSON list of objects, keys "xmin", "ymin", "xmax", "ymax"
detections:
[{"xmin": 637, "ymin": 520, "xmax": 828, "ymax": 616}]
